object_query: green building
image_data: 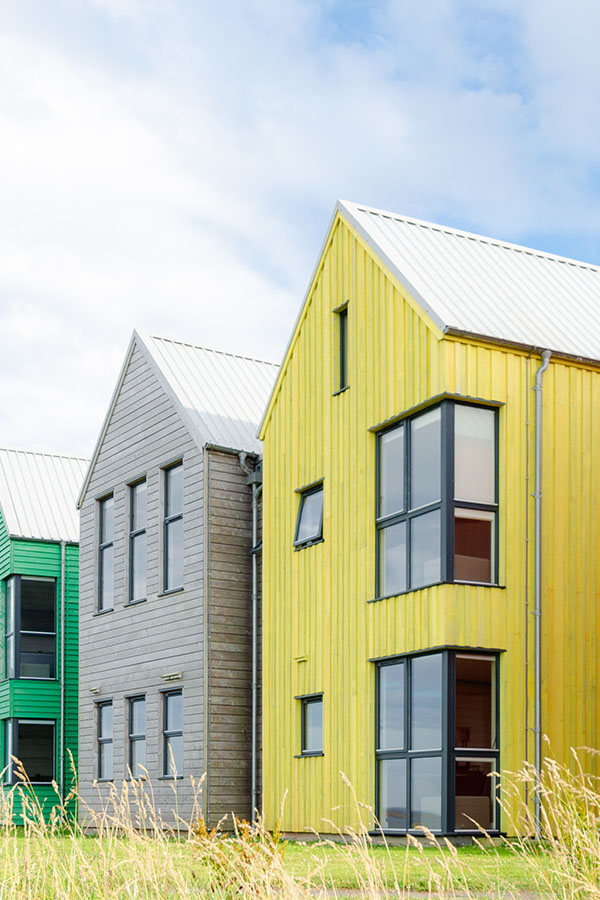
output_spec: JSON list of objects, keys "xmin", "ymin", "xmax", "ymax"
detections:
[{"xmin": 0, "ymin": 448, "xmax": 88, "ymax": 822}]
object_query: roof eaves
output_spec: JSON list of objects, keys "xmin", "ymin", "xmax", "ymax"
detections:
[{"xmin": 444, "ymin": 326, "xmax": 600, "ymax": 368}]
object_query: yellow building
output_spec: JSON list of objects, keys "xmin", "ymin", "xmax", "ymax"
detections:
[{"xmin": 258, "ymin": 200, "xmax": 600, "ymax": 837}]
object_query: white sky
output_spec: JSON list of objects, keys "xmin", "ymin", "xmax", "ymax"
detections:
[{"xmin": 1, "ymin": 0, "xmax": 600, "ymax": 456}]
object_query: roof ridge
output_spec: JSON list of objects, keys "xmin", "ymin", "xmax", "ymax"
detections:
[
  {"xmin": 339, "ymin": 200, "xmax": 600, "ymax": 273},
  {"xmin": 0, "ymin": 446, "xmax": 90, "ymax": 462},
  {"xmin": 141, "ymin": 331, "xmax": 280, "ymax": 368}
]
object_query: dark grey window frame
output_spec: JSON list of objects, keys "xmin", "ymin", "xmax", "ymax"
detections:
[
  {"xmin": 162, "ymin": 689, "xmax": 183, "ymax": 779},
  {"xmin": 333, "ymin": 301, "xmax": 349, "ymax": 394},
  {"xmin": 128, "ymin": 695, "xmax": 146, "ymax": 779},
  {"xmin": 98, "ymin": 494, "xmax": 114, "ymax": 612},
  {"xmin": 296, "ymin": 693, "xmax": 324, "ymax": 757},
  {"xmin": 375, "ymin": 400, "xmax": 499, "ymax": 599},
  {"xmin": 128, "ymin": 480, "xmax": 147, "ymax": 605},
  {"xmin": 4, "ymin": 575, "xmax": 56, "ymax": 681},
  {"xmin": 374, "ymin": 648, "xmax": 500, "ymax": 835},
  {"xmin": 163, "ymin": 463, "xmax": 183, "ymax": 593},
  {"xmin": 293, "ymin": 482, "xmax": 324, "ymax": 549},
  {"xmin": 97, "ymin": 700, "xmax": 113, "ymax": 782},
  {"xmin": 4, "ymin": 717, "xmax": 56, "ymax": 785}
]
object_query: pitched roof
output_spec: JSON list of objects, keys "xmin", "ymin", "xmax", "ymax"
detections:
[
  {"xmin": 78, "ymin": 331, "xmax": 279, "ymax": 507},
  {"xmin": 0, "ymin": 448, "xmax": 89, "ymax": 542},
  {"xmin": 339, "ymin": 199, "xmax": 600, "ymax": 360}
]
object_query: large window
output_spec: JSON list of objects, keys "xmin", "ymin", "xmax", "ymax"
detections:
[
  {"xmin": 97, "ymin": 701, "xmax": 113, "ymax": 780},
  {"xmin": 163, "ymin": 690, "xmax": 183, "ymax": 778},
  {"xmin": 98, "ymin": 495, "xmax": 114, "ymax": 611},
  {"xmin": 294, "ymin": 483, "xmax": 324, "ymax": 548},
  {"xmin": 4, "ymin": 576, "xmax": 56, "ymax": 679},
  {"xmin": 376, "ymin": 401, "xmax": 498, "ymax": 598},
  {"xmin": 376, "ymin": 650, "xmax": 499, "ymax": 834},
  {"xmin": 128, "ymin": 696, "xmax": 146, "ymax": 778},
  {"xmin": 5, "ymin": 719, "xmax": 55, "ymax": 784},
  {"xmin": 163, "ymin": 464, "xmax": 183, "ymax": 592},
  {"xmin": 129, "ymin": 480, "xmax": 147, "ymax": 604}
]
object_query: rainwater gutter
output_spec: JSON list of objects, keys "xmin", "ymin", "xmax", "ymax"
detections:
[
  {"xmin": 533, "ymin": 350, "xmax": 551, "ymax": 838},
  {"xmin": 60, "ymin": 539, "xmax": 66, "ymax": 805},
  {"xmin": 238, "ymin": 451, "xmax": 262, "ymax": 824}
]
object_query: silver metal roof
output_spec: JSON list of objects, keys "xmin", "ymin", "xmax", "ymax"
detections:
[
  {"xmin": 339, "ymin": 200, "xmax": 600, "ymax": 361},
  {"xmin": 138, "ymin": 332, "xmax": 279, "ymax": 454},
  {"xmin": 0, "ymin": 448, "xmax": 89, "ymax": 542}
]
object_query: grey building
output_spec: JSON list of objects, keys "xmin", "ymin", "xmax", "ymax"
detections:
[{"xmin": 77, "ymin": 330, "xmax": 278, "ymax": 826}]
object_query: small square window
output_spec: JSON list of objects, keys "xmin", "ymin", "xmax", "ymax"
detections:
[
  {"xmin": 300, "ymin": 695, "xmax": 323, "ymax": 755},
  {"xmin": 294, "ymin": 485, "xmax": 323, "ymax": 547}
]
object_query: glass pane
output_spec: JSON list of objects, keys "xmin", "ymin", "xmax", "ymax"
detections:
[
  {"xmin": 100, "ymin": 546, "xmax": 114, "ymax": 610},
  {"xmin": 410, "ymin": 407, "xmax": 441, "ymax": 509},
  {"xmin": 101, "ymin": 496, "xmax": 114, "ymax": 543},
  {"xmin": 166, "ymin": 734, "xmax": 183, "ymax": 776},
  {"xmin": 99, "ymin": 703, "xmax": 113, "ymax": 739},
  {"xmin": 166, "ymin": 692, "xmax": 183, "ymax": 731},
  {"xmin": 379, "ymin": 427, "xmax": 404, "ymax": 517},
  {"xmin": 131, "ymin": 739, "xmax": 146, "ymax": 778},
  {"xmin": 338, "ymin": 308, "xmax": 348, "ymax": 390},
  {"xmin": 20, "ymin": 580, "xmax": 55, "ymax": 633},
  {"xmin": 6, "ymin": 577, "xmax": 15, "ymax": 635},
  {"xmin": 378, "ymin": 758, "xmax": 407, "ymax": 830},
  {"xmin": 5, "ymin": 636, "xmax": 15, "ymax": 679},
  {"xmin": 454, "ymin": 509, "xmax": 494, "ymax": 583},
  {"xmin": 411, "ymin": 654, "xmax": 442, "ymax": 750},
  {"xmin": 131, "ymin": 698, "xmax": 145, "ymax": 736},
  {"xmin": 304, "ymin": 699, "xmax": 323, "ymax": 752},
  {"xmin": 296, "ymin": 489, "xmax": 323, "ymax": 543},
  {"xmin": 410, "ymin": 510, "xmax": 441, "ymax": 589},
  {"xmin": 99, "ymin": 741, "xmax": 113, "ymax": 780},
  {"xmin": 132, "ymin": 481, "xmax": 147, "ymax": 531},
  {"xmin": 456, "ymin": 656, "xmax": 496, "ymax": 749},
  {"xmin": 166, "ymin": 465, "xmax": 183, "ymax": 517},
  {"xmin": 20, "ymin": 634, "xmax": 55, "ymax": 679},
  {"xmin": 131, "ymin": 532, "xmax": 147, "ymax": 601},
  {"xmin": 378, "ymin": 663, "xmax": 404, "ymax": 750},
  {"xmin": 455, "ymin": 406, "xmax": 495, "ymax": 503},
  {"xmin": 455, "ymin": 759, "xmax": 496, "ymax": 830},
  {"xmin": 17, "ymin": 722, "xmax": 54, "ymax": 783},
  {"xmin": 411, "ymin": 757, "xmax": 442, "ymax": 831},
  {"xmin": 379, "ymin": 521, "xmax": 406, "ymax": 596},
  {"xmin": 166, "ymin": 518, "xmax": 184, "ymax": 590}
]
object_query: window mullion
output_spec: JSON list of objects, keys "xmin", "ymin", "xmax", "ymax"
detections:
[
  {"xmin": 15, "ymin": 577, "xmax": 21, "ymax": 679},
  {"xmin": 443, "ymin": 402, "xmax": 455, "ymax": 583},
  {"xmin": 405, "ymin": 426, "xmax": 411, "ymax": 590}
]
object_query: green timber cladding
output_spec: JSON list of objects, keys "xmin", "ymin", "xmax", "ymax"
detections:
[{"xmin": 0, "ymin": 448, "xmax": 88, "ymax": 822}]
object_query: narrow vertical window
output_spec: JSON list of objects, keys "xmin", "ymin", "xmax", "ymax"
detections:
[
  {"xmin": 294, "ymin": 483, "xmax": 324, "ymax": 548},
  {"xmin": 97, "ymin": 701, "xmax": 113, "ymax": 780},
  {"xmin": 334, "ymin": 304, "xmax": 349, "ymax": 392},
  {"xmin": 163, "ymin": 690, "xmax": 183, "ymax": 777},
  {"xmin": 164, "ymin": 465, "xmax": 183, "ymax": 592},
  {"xmin": 299, "ymin": 695, "xmax": 323, "ymax": 755},
  {"xmin": 4, "ymin": 577, "xmax": 56, "ymax": 679},
  {"xmin": 98, "ymin": 496, "xmax": 114, "ymax": 611},
  {"xmin": 128, "ymin": 696, "xmax": 146, "ymax": 778},
  {"xmin": 5, "ymin": 719, "xmax": 55, "ymax": 784},
  {"xmin": 129, "ymin": 481, "xmax": 147, "ymax": 603}
]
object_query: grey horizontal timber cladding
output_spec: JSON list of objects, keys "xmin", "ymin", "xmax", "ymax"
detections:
[
  {"xmin": 78, "ymin": 340, "xmax": 206, "ymax": 825},
  {"xmin": 206, "ymin": 448, "xmax": 256, "ymax": 825}
]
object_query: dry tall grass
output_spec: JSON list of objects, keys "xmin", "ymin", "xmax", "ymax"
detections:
[{"xmin": 0, "ymin": 752, "xmax": 598, "ymax": 898}]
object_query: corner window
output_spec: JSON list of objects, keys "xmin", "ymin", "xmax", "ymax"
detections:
[
  {"xmin": 4, "ymin": 576, "xmax": 56, "ymax": 679},
  {"xmin": 294, "ymin": 484, "xmax": 324, "ymax": 548},
  {"xmin": 163, "ymin": 690, "xmax": 183, "ymax": 777},
  {"xmin": 334, "ymin": 303, "xmax": 349, "ymax": 392},
  {"xmin": 376, "ymin": 402, "xmax": 497, "ymax": 598},
  {"xmin": 299, "ymin": 694, "xmax": 323, "ymax": 755},
  {"xmin": 98, "ymin": 495, "xmax": 114, "ymax": 611},
  {"xmin": 163, "ymin": 464, "xmax": 183, "ymax": 592},
  {"xmin": 97, "ymin": 701, "xmax": 113, "ymax": 780},
  {"xmin": 129, "ymin": 481, "xmax": 147, "ymax": 603},
  {"xmin": 5, "ymin": 719, "xmax": 55, "ymax": 784},
  {"xmin": 376, "ymin": 650, "xmax": 498, "ymax": 834},
  {"xmin": 128, "ymin": 696, "xmax": 146, "ymax": 778}
]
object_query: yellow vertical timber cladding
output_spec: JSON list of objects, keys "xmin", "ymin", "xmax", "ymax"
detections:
[{"xmin": 261, "ymin": 213, "xmax": 600, "ymax": 835}]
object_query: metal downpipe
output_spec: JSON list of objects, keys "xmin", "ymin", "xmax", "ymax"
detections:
[
  {"xmin": 60, "ymin": 540, "xmax": 66, "ymax": 805},
  {"xmin": 533, "ymin": 350, "xmax": 551, "ymax": 838}
]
